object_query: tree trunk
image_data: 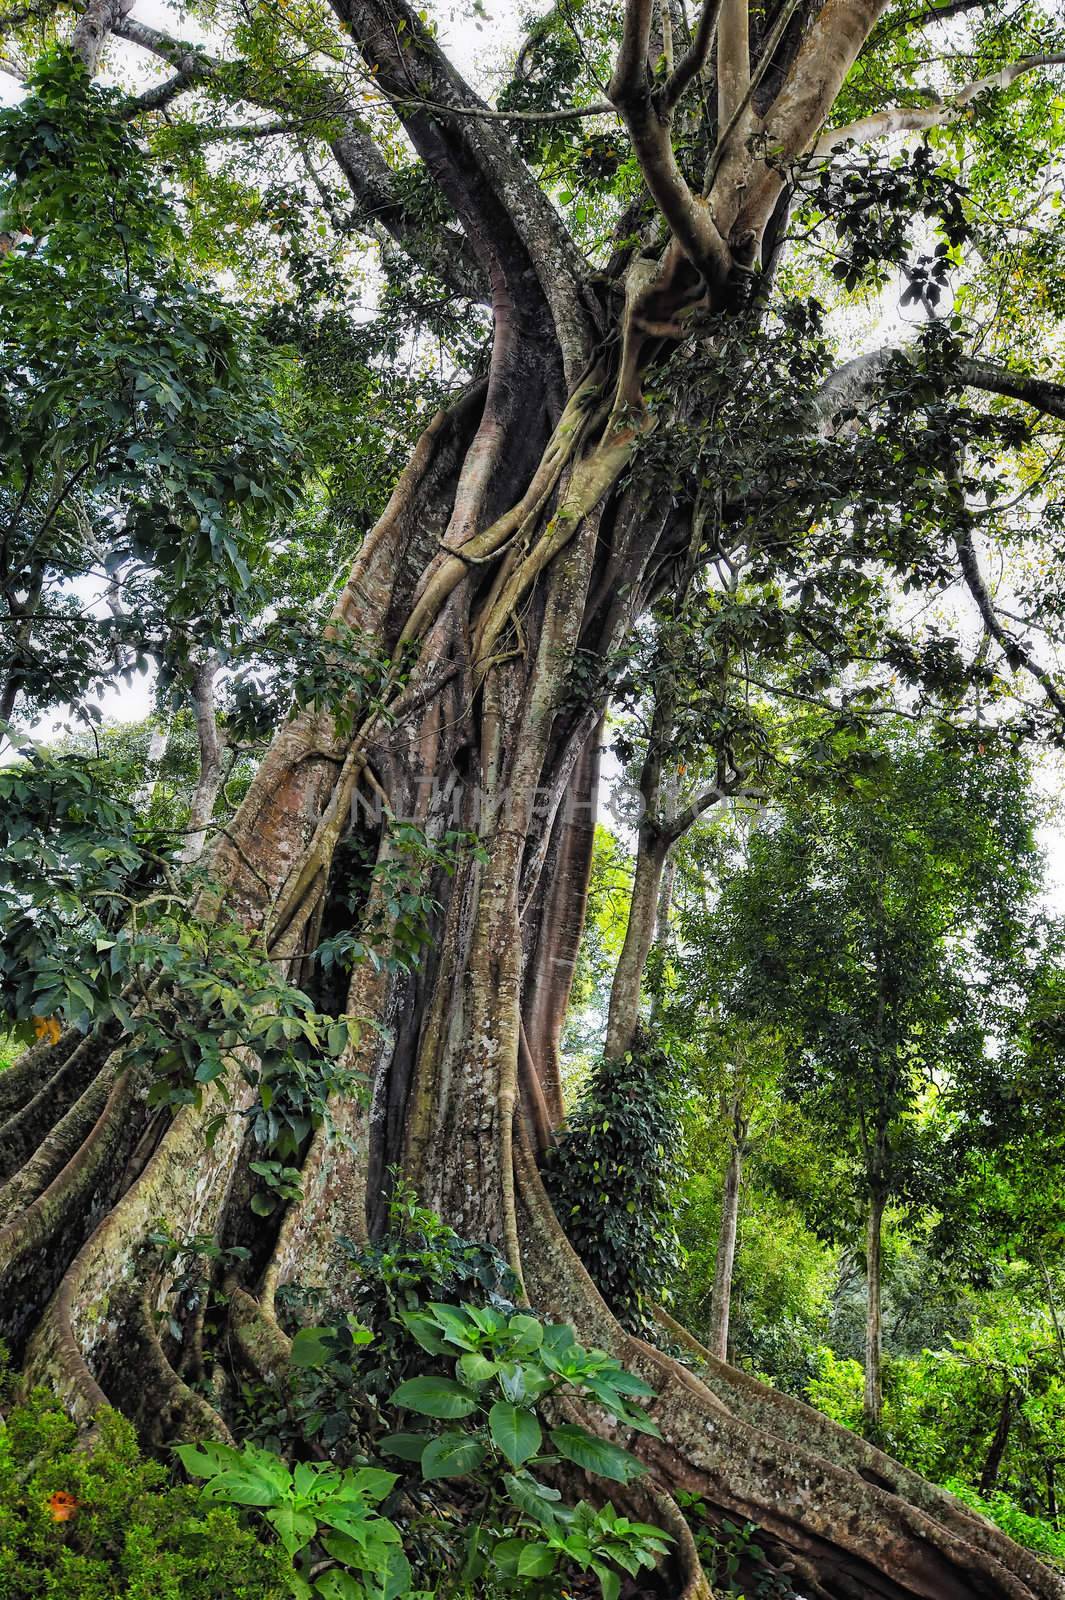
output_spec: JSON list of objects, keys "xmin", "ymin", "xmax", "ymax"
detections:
[
  {"xmin": 865, "ymin": 1189, "xmax": 887, "ymax": 1431},
  {"xmin": 180, "ymin": 656, "xmax": 225, "ymax": 863},
  {"xmin": 708, "ymin": 1109, "xmax": 744, "ymax": 1361},
  {"xmin": 605, "ymin": 825, "xmax": 669, "ymax": 1060},
  {"xmin": 980, "ymin": 1385, "xmax": 1013, "ymax": 1495}
]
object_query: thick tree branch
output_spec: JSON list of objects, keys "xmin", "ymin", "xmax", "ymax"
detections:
[
  {"xmin": 814, "ymin": 346, "xmax": 1065, "ymax": 426},
  {"xmin": 666, "ymin": 773, "xmax": 760, "ymax": 841},
  {"xmin": 114, "ymin": 17, "xmax": 218, "ymax": 112},
  {"xmin": 329, "ymin": 0, "xmax": 595, "ymax": 371},
  {"xmin": 956, "ymin": 358, "xmax": 1065, "ymax": 423},
  {"xmin": 70, "ymin": 0, "xmax": 133, "ymax": 72},
  {"xmin": 611, "ymin": 0, "xmax": 654, "ymax": 102},
  {"xmin": 716, "ymin": 0, "xmax": 750, "ymax": 130},
  {"xmin": 113, "ymin": 16, "xmax": 487, "ymax": 304},
  {"xmin": 814, "ymin": 51, "xmax": 1065, "ymax": 156},
  {"xmin": 702, "ymin": 0, "xmax": 803, "ymax": 198},
  {"xmin": 731, "ymin": 0, "xmax": 892, "ymax": 244},
  {"xmin": 953, "ymin": 519, "xmax": 1065, "ymax": 724},
  {"xmin": 662, "ymin": 0, "xmax": 722, "ymax": 112},
  {"xmin": 609, "ymin": 0, "xmax": 730, "ymax": 282}
]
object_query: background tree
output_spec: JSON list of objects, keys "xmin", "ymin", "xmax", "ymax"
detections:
[{"xmin": 694, "ymin": 729, "xmax": 1043, "ymax": 1428}]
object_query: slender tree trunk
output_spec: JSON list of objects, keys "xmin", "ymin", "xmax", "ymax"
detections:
[
  {"xmin": 604, "ymin": 825, "xmax": 669, "ymax": 1060},
  {"xmin": 709, "ymin": 1108, "xmax": 745, "ymax": 1361},
  {"xmin": 865, "ymin": 1188, "xmax": 887, "ymax": 1430},
  {"xmin": 180, "ymin": 656, "xmax": 225, "ymax": 863},
  {"xmin": 980, "ymin": 1384, "xmax": 1014, "ymax": 1495}
]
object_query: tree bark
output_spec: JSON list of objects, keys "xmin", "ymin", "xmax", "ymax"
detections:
[
  {"xmin": 180, "ymin": 656, "xmax": 225, "ymax": 863},
  {"xmin": 979, "ymin": 1384, "xmax": 1013, "ymax": 1495},
  {"xmin": 605, "ymin": 825, "xmax": 669, "ymax": 1060},
  {"xmin": 708, "ymin": 1104, "xmax": 744, "ymax": 1361},
  {"xmin": 865, "ymin": 1188, "xmax": 887, "ymax": 1430},
  {"xmin": 6, "ymin": 314, "xmax": 1064, "ymax": 1600}
]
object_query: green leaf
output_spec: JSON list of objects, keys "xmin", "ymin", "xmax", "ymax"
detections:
[
  {"xmin": 381, "ymin": 1547, "xmax": 413, "ymax": 1600},
  {"xmin": 457, "ymin": 1352, "xmax": 497, "ymax": 1385},
  {"xmin": 339, "ymin": 1468, "xmax": 398, "ymax": 1503},
  {"xmin": 502, "ymin": 1471, "xmax": 563, "ymax": 1527},
  {"xmin": 488, "ymin": 1401, "xmax": 542, "ymax": 1467},
  {"xmin": 266, "ymin": 1503, "xmax": 317, "ymax": 1555},
  {"xmin": 290, "ymin": 1326, "xmax": 336, "ymax": 1367},
  {"xmin": 593, "ymin": 1561, "xmax": 621, "ymax": 1600},
  {"xmin": 507, "ymin": 1313, "xmax": 544, "ymax": 1354},
  {"xmin": 378, "ymin": 1432, "xmax": 428, "ymax": 1462},
  {"xmin": 314, "ymin": 1570, "xmax": 364, "ymax": 1600},
  {"xmin": 397, "ymin": 1309, "xmax": 450, "ymax": 1355},
  {"xmin": 198, "ymin": 1467, "xmax": 280, "ymax": 1507},
  {"xmin": 549, "ymin": 1424, "xmax": 646, "ymax": 1484},
  {"xmin": 420, "ymin": 1431, "xmax": 487, "ymax": 1480},
  {"xmin": 490, "ymin": 1538, "xmax": 528, "ymax": 1577},
  {"xmin": 173, "ymin": 1441, "xmax": 244, "ymax": 1479},
  {"xmin": 389, "ymin": 1376, "xmax": 478, "ymax": 1418},
  {"xmin": 517, "ymin": 1542, "xmax": 557, "ymax": 1578}
]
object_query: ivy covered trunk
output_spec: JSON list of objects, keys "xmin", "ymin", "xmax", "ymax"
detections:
[{"xmin": 3, "ymin": 0, "xmax": 1065, "ymax": 1597}]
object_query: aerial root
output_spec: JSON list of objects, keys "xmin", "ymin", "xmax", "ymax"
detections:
[
  {"xmin": 114, "ymin": 1285, "xmax": 234, "ymax": 1449},
  {"xmin": 0, "ymin": 1066, "xmax": 139, "ymax": 1356},
  {"xmin": 0, "ymin": 1027, "xmax": 80, "ymax": 1120},
  {"xmin": 0, "ymin": 1057, "xmax": 121, "ymax": 1228},
  {"xmin": 512, "ymin": 1133, "xmax": 1063, "ymax": 1600},
  {"xmin": 651, "ymin": 1305, "xmax": 1060, "ymax": 1596},
  {"xmin": 227, "ymin": 1282, "xmax": 292, "ymax": 1387},
  {"xmin": 0, "ymin": 1027, "xmax": 115, "ymax": 1183}
]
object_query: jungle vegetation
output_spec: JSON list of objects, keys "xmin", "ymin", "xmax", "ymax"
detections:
[{"xmin": 2, "ymin": 0, "xmax": 1065, "ymax": 1594}]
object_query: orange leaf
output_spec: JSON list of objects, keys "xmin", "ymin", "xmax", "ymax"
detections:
[{"xmin": 48, "ymin": 1491, "xmax": 78, "ymax": 1522}]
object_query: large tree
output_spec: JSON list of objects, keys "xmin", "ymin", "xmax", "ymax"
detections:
[{"xmin": 3, "ymin": 0, "xmax": 1065, "ymax": 1596}]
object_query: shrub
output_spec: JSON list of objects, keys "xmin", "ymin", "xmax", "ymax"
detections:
[
  {"xmin": 543, "ymin": 1033, "xmax": 682, "ymax": 1334},
  {"xmin": 943, "ymin": 1480, "xmax": 1065, "ymax": 1573},
  {"xmin": 0, "ymin": 1389, "xmax": 288, "ymax": 1600}
]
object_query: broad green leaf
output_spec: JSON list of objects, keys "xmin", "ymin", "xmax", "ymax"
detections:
[
  {"xmin": 266, "ymin": 1502, "xmax": 317, "ymax": 1556},
  {"xmin": 290, "ymin": 1326, "xmax": 336, "ymax": 1367},
  {"xmin": 314, "ymin": 1570, "xmax": 364, "ymax": 1600},
  {"xmin": 338, "ymin": 1467, "xmax": 398, "ymax": 1503},
  {"xmin": 420, "ymin": 1431, "xmax": 487, "ymax": 1480},
  {"xmin": 389, "ymin": 1375, "xmax": 478, "ymax": 1418},
  {"xmin": 502, "ymin": 1470, "xmax": 564, "ymax": 1528},
  {"xmin": 379, "ymin": 1432, "xmax": 428, "ymax": 1462},
  {"xmin": 457, "ymin": 1352, "xmax": 497, "ymax": 1385},
  {"xmin": 488, "ymin": 1400, "xmax": 542, "ymax": 1467},
  {"xmin": 549, "ymin": 1424, "xmax": 646, "ymax": 1484},
  {"xmin": 592, "ymin": 1561, "xmax": 621, "ymax": 1600},
  {"xmin": 517, "ymin": 1542, "xmax": 557, "ymax": 1577}
]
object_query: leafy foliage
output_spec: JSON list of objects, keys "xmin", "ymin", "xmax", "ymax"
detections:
[
  {"xmin": 544, "ymin": 1033, "xmax": 683, "ymax": 1333},
  {"xmin": 0, "ymin": 1390, "xmax": 289, "ymax": 1599},
  {"xmin": 175, "ymin": 1443, "xmax": 412, "ymax": 1600}
]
